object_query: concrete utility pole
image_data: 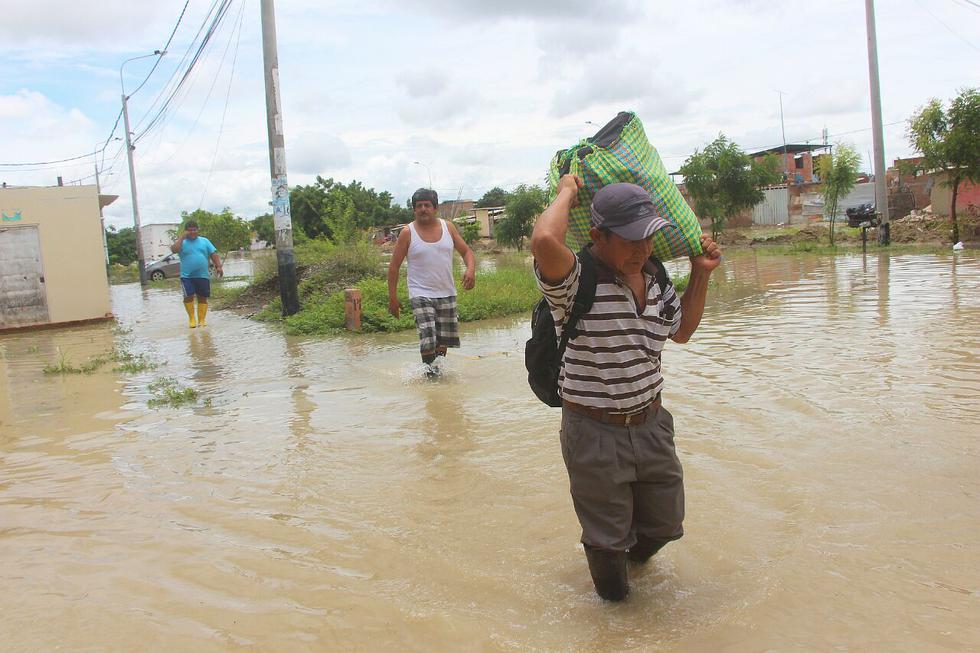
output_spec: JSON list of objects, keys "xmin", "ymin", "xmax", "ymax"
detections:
[
  {"xmin": 120, "ymin": 51, "xmax": 164, "ymax": 286},
  {"xmin": 261, "ymin": 0, "xmax": 300, "ymax": 316},
  {"xmin": 777, "ymin": 90, "xmax": 788, "ymax": 177},
  {"xmin": 865, "ymin": 0, "xmax": 890, "ymax": 245}
]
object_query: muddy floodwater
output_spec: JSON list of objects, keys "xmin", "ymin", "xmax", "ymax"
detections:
[{"xmin": 1, "ymin": 252, "xmax": 977, "ymax": 652}]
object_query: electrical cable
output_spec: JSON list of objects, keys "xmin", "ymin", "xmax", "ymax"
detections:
[
  {"xmin": 131, "ymin": 0, "xmax": 226, "ymax": 134},
  {"xmin": 142, "ymin": 0, "xmax": 244, "ymax": 168},
  {"xmin": 949, "ymin": 0, "xmax": 980, "ymax": 10},
  {"xmin": 0, "ymin": 1, "xmax": 195, "ymax": 169},
  {"xmin": 198, "ymin": 0, "xmax": 247, "ymax": 209},
  {"xmin": 126, "ymin": 0, "xmax": 191, "ymax": 99},
  {"xmin": 918, "ymin": 0, "xmax": 980, "ymax": 51},
  {"xmin": 133, "ymin": 0, "xmax": 235, "ymax": 143}
]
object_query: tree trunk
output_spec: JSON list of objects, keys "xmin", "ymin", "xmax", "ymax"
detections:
[
  {"xmin": 828, "ymin": 196, "xmax": 837, "ymax": 246},
  {"xmin": 950, "ymin": 175, "xmax": 960, "ymax": 244}
]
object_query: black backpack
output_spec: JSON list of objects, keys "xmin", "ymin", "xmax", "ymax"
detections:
[{"xmin": 525, "ymin": 247, "xmax": 669, "ymax": 407}]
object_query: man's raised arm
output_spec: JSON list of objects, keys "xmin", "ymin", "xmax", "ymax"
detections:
[{"xmin": 529, "ymin": 174, "xmax": 581, "ymax": 284}]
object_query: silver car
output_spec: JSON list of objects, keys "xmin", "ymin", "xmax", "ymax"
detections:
[{"xmin": 144, "ymin": 253, "xmax": 181, "ymax": 280}]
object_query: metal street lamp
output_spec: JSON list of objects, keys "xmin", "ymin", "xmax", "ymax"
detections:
[
  {"xmin": 412, "ymin": 161, "xmax": 433, "ymax": 189},
  {"xmin": 120, "ymin": 50, "xmax": 165, "ymax": 285}
]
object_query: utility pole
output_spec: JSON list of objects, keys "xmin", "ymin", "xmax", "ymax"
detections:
[
  {"xmin": 261, "ymin": 0, "xmax": 300, "ymax": 315},
  {"xmin": 121, "ymin": 95, "xmax": 148, "ymax": 285},
  {"xmin": 777, "ymin": 90, "xmax": 788, "ymax": 178},
  {"xmin": 120, "ymin": 51, "xmax": 164, "ymax": 286},
  {"xmin": 865, "ymin": 0, "xmax": 890, "ymax": 245}
]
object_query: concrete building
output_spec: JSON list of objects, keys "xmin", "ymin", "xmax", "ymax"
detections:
[
  {"xmin": 437, "ymin": 199, "xmax": 475, "ymax": 221},
  {"xmin": 748, "ymin": 144, "xmax": 831, "ymax": 185},
  {"xmin": 141, "ymin": 222, "xmax": 180, "ymax": 261},
  {"xmin": 0, "ymin": 185, "xmax": 113, "ymax": 330}
]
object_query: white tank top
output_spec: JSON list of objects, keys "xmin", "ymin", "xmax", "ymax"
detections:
[{"xmin": 407, "ymin": 219, "xmax": 456, "ymax": 298}]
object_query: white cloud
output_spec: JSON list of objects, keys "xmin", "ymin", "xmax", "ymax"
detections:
[{"xmin": 3, "ymin": 0, "xmax": 978, "ymax": 219}]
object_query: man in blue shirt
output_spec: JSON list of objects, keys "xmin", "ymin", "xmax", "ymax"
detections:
[{"xmin": 171, "ymin": 221, "xmax": 223, "ymax": 328}]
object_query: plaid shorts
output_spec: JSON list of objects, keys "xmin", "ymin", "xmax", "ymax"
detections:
[{"xmin": 410, "ymin": 296, "xmax": 460, "ymax": 353}]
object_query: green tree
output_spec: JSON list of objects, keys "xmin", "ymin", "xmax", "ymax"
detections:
[
  {"xmin": 105, "ymin": 226, "xmax": 137, "ymax": 266},
  {"xmin": 324, "ymin": 191, "xmax": 357, "ymax": 244},
  {"xmin": 907, "ymin": 88, "xmax": 980, "ymax": 244},
  {"xmin": 476, "ymin": 186, "xmax": 511, "ymax": 208},
  {"xmin": 250, "ymin": 213, "xmax": 275, "ymax": 245},
  {"xmin": 817, "ymin": 143, "xmax": 862, "ymax": 245},
  {"xmin": 679, "ymin": 134, "xmax": 782, "ymax": 239},
  {"xmin": 178, "ymin": 208, "xmax": 251, "ymax": 252},
  {"xmin": 454, "ymin": 219, "xmax": 481, "ymax": 245},
  {"xmin": 499, "ymin": 184, "xmax": 546, "ymax": 250},
  {"xmin": 289, "ymin": 176, "xmax": 413, "ymax": 242}
]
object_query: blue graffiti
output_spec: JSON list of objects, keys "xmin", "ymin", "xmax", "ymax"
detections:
[{"xmin": 1, "ymin": 210, "xmax": 22, "ymax": 222}]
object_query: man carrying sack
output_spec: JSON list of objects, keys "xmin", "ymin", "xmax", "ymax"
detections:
[{"xmin": 530, "ymin": 175, "xmax": 721, "ymax": 601}]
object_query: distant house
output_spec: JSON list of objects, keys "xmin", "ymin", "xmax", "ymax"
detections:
[
  {"xmin": 1, "ymin": 185, "xmax": 114, "ymax": 330},
  {"xmin": 453, "ymin": 206, "xmax": 505, "ymax": 239},
  {"xmin": 141, "ymin": 222, "xmax": 180, "ymax": 261},
  {"xmin": 437, "ymin": 199, "xmax": 475, "ymax": 221},
  {"xmin": 748, "ymin": 143, "xmax": 831, "ymax": 185}
]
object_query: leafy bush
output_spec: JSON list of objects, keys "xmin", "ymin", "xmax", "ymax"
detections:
[
  {"xmin": 280, "ymin": 261, "xmax": 540, "ymax": 335},
  {"xmin": 455, "ymin": 220, "xmax": 481, "ymax": 245}
]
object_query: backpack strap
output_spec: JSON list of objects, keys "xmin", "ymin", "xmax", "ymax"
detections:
[
  {"xmin": 648, "ymin": 256, "xmax": 669, "ymax": 296},
  {"xmin": 556, "ymin": 246, "xmax": 597, "ymax": 361}
]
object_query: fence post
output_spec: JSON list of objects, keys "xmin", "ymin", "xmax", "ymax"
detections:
[{"xmin": 344, "ymin": 288, "xmax": 362, "ymax": 332}]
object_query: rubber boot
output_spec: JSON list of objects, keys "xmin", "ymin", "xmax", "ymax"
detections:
[
  {"xmin": 627, "ymin": 535, "xmax": 669, "ymax": 564},
  {"xmin": 197, "ymin": 300, "xmax": 209, "ymax": 327},
  {"xmin": 584, "ymin": 545, "xmax": 629, "ymax": 601},
  {"xmin": 184, "ymin": 300, "xmax": 197, "ymax": 328}
]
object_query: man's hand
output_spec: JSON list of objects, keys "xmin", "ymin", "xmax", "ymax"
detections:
[
  {"xmin": 214, "ymin": 264, "xmax": 224, "ymax": 278},
  {"xmin": 556, "ymin": 174, "xmax": 582, "ymax": 207},
  {"xmin": 389, "ymin": 297, "xmax": 401, "ymax": 318},
  {"xmin": 462, "ymin": 268, "xmax": 476, "ymax": 290},
  {"xmin": 691, "ymin": 234, "xmax": 722, "ymax": 273}
]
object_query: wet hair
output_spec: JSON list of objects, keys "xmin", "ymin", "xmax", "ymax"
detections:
[
  {"xmin": 412, "ymin": 188, "xmax": 438, "ymax": 208},
  {"xmin": 186, "ymin": 220, "xmax": 199, "ymax": 229}
]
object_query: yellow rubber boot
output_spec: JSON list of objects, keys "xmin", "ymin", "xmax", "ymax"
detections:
[
  {"xmin": 184, "ymin": 300, "xmax": 197, "ymax": 328},
  {"xmin": 197, "ymin": 300, "xmax": 208, "ymax": 327}
]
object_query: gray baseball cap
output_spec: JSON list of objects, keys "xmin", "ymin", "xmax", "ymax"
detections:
[{"xmin": 590, "ymin": 183, "xmax": 670, "ymax": 241}]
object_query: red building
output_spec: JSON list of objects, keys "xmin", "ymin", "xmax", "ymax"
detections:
[{"xmin": 747, "ymin": 143, "xmax": 832, "ymax": 185}]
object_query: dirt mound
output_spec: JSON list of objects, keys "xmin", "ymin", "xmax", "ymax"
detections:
[
  {"xmin": 717, "ymin": 230, "xmax": 751, "ymax": 247},
  {"xmin": 890, "ymin": 210, "xmax": 979, "ymax": 244}
]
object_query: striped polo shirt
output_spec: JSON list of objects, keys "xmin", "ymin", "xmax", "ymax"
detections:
[{"xmin": 535, "ymin": 253, "xmax": 682, "ymax": 413}]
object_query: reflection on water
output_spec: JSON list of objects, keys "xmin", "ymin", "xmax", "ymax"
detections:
[{"xmin": 1, "ymin": 251, "xmax": 978, "ymax": 651}]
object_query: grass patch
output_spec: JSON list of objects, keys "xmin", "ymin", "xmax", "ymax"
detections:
[
  {"xmin": 43, "ymin": 348, "xmax": 110, "ymax": 375},
  {"xmin": 43, "ymin": 344, "xmax": 162, "ymax": 375},
  {"xmin": 262, "ymin": 255, "xmax": 693, "ymax": 336},
  {"xmin": 209, "ymin": 282, "xmax": 248, "ymax": 306},
  {"xmin": 147, "ymin": 377, "xmax": 201, "ymax": 408},
  {"xmin": 111, "ymin": 347, "xmax": 159, "ymax": 373},
  {"xmin": 108, "ymin": 264, "xmax": 140, "ymax": 284},
  {"xmin": 279, "ymin": 261, "xmax": 541, "ymax": 335},
  {"xmin": 753, "ymin": 242, "xmax": 954, "ymax": 256}
]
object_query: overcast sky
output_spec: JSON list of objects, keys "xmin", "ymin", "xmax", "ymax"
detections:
[{"xmin": 1, "ymin": 0, "xmax": 978, "ymax": 229}]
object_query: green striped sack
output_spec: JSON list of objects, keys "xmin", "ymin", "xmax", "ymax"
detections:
[{"xmin": 547, "ymin": 111, "xmax": 702, "ymax": 260}]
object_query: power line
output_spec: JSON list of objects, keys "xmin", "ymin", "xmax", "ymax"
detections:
[
  {"xmin": 199, "ymin": 0, "xmax": 247, "ymax": 209},
  {"xmin": 142, "ymin": 0, "xmax": 244, "ymax": 167},
  {"xmin": 918, "ymin": 0, "xmax": 980, "ymax": 51},
  {"xmin": 0, "ymin": 1, "xmax": 195, "ymax": 169},
  {"xmin": 133, "ymin": 0, "xmax": 236, "ymax": 143},
  {"xmin": 949, "ymin": 0, "xmax": 980, "ymax": 10},
  {"xmin": 126, "ymin": 0, "xmax": 191, "ymax": 99},
  {"xmin": 131, "ymin": 0, "xmax": 227, "ymax": 135}
]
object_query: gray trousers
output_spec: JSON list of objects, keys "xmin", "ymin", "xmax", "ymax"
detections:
[{"xmin": 559, "ymin": 406, "xmax": 685, "ymax": 551}]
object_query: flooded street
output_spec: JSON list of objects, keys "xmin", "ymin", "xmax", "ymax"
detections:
[{"xmin": 1, "ymin": 251, "xmax": 978, "ymax": 652}]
